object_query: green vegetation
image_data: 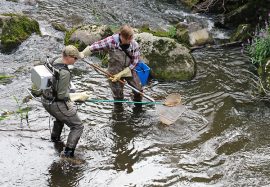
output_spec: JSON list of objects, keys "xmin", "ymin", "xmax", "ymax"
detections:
[
  {"xmin": 230, "ymin": 24, "xmax": 252, "ymax": 42},
  {"xmin": 52, "ymin": 22, "xmax": 67, "ymax": 32},
  {"xmin": 247, "ymin": 21, "xmax": 270, "ymax": 93},
  {"xmin": 139, "ymin": 25, "xmax": 177, "ymax": 38},
  {"xmin": 0, "ymin": 95, "xmax": 31, "ymax": 124},
  {"xmin": 13, "ymin": 96, "xmax": 30, "ymax": 124},
  {"xmin": 0, "ymin": 74, "xmax": 14, "ymax": 80},
  {"xmin": 1, "ymin": 14, "xmax": 41, "ymax": 52},
  {"xmin": 0, "ymin": 74, "xmax": 14, "ymax": 84},
  {"xmin": 108, "ymin": 25, "xmax": 120, "ymax": 34},
  {"xmin": 248, "ymin": 26, "xmax": 270, "ymax": 67},
  {"xmin": 64, "ymin": 27, "xmax": 81, "ymax": 49},
  {"xmin": 181, "ymin": 0, "xmax": 200, "ymax": 8},
  {"xmin": 0, "ymin": 111, "xmax": 10, "ymax": 121}
]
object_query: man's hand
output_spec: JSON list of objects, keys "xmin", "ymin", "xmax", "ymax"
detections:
[
  {"xmin": 69, "ymin": 92, "xmax": 90, "ymax": 102},
  {"xmin": 110, "ymin": 67, "xmax": 132, "ymax": 82},
  {"xmin": 79, "ymin": 46, "xmax": 92, "ymax": 59}
]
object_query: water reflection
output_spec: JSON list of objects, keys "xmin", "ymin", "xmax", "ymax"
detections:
[
  {"xmin": 48, "ymin": 159, "xmax": 84, "ymax": 187},
  {"xmin": 111, "ymin": 104, "xmax": 143, "ymax": 173}
]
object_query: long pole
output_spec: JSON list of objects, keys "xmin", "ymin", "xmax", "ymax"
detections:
[{"xmin": 83, "ymin": 60, "xmax": 155, "ymax": 102}]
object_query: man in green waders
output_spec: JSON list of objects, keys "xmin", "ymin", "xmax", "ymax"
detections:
[
  {"xmin": 42, "ymin": 45, "xmax": 85, "ymax": 158},
  {"xmin": 80, "ymin": 25, "xmax": 143, "ymax": 103}
]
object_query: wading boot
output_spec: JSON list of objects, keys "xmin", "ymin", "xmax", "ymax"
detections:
[
  {"xmin": 63, "ymin": 147, "xmax": 75, "ymax": 158},
  {"xmin": 51, "ymin": 121, "xmax": 64, "ymax": 142},
  {"xmin": 133, "ymin": 94, "xmax": 143, "ymax": 110}
]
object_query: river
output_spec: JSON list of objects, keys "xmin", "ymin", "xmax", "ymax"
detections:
[{"xmin": 0, "ymin": 0, "xmax": 270, "ymax": 186}]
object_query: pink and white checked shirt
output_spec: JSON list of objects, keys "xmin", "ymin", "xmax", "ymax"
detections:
[{"xmin": 89, "ymin": 34, "xmax": 140, "ymax": 69}]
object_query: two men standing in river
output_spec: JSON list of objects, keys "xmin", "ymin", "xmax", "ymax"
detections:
[{"xmin": 41, "ymin": 25, "xmax": 143, "ymax": 158}]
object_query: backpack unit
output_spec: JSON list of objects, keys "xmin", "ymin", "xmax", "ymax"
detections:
[{"xmin": 31, "ymin": 57, "xmax": 69, "ymax": 100}]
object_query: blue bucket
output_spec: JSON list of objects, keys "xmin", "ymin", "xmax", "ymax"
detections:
[{"xmin": 135, "ymin": 60, "xmax": 150, "ymax": 86}]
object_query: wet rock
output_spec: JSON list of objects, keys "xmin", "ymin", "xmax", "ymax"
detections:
[
  {"xmin": 187, "ymin": 22, "xmax": 204, "ymax": 33},
  {"xmin": 189, "ymin": 28, "xmax": 213, "ymax": 46},
  {"xmin": 51, "ymin": 22, "xmax": 67, "ymax": 32},
  {"xmin": 175, "ymin": 28, "xmax": 190, "ymax": 46},
  {"xmin": 179, "ymin": 0, "xmax": 200, "ymax": 8},
  {"xmin": 166, "ymin": 15, "xmax": 184, "ymax": 25},
  {"xmin": 135, "ymin": 32, "xmax": 195, "ymax": 80},
  {"xmin": 173, "ymin": 23, "xmax": 189, "ymax": 46},
  {"xmin": 175, "ymin": 22, "xmax": 189, "ymax": 30},
  {"xmin": 230, "ymin": 24, "xmax": 252, "ymax": 42},
  {"xmin": 65, "ymin": 25, "xmax": 113, "ymax": 51},
  {"xmin": 0, "ymin": 14, "xmax": 40, "ymax": 53}
]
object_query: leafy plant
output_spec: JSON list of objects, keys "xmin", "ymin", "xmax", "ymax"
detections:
[
  {"xmin": 13, "ymin": 96, "xmax": 30, "ymax": 125},
  {"xmin": 168, "ymin": 26, "xmax": 177, "ymax": 38},
  {"xmin": 248, "ymin": 34, "xmax": 270, "ymax": 66},
  {"xmin": 248, "ymin": 25, "xmax": 270, "ymax": 67}
]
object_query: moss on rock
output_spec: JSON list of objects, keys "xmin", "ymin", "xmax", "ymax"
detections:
[
  {"xmin": 138, "ymin": 25, "xmax": 177, "ymax": 38},
  {"xmin": 136, "ymin": 32, "xmax": 195, "ymax": 80},
  {"xmin": 0, "ymin": 74, "xmax": 14, "ymax": 84},
  {"xmin": 181, "ymin": 0, "xmax": 200, "ymax": 8},
  {"xmin": 0, "ymin": 14, "xmax": 40, "ymax": 53},
  {"xmin": 230, "ymin": 24, "xmax": 252, "ymax": 42},
  {"xmin": 64, "ymin": 27, "xmax": 81, "ymax": 49},
  {"xmin": 175, "ymin": 28, "xmax": 190, "ymax": 46},
  {"xmin": 52, "ymin": 22, "xmax": 67, "ymax": 32}
]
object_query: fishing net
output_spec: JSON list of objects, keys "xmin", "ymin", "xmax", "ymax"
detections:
[{"xmin": 157, "ymin": 93, "xmax": 186, "ymax": 125}]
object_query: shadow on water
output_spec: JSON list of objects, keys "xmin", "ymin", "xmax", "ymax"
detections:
[
  {"xmin": 48, "ymin": 159, "xmax": 85, "ymax": 187},
  {"xmin": 111, "ymin": 104, "xmax": 145, "ymax": 174}
]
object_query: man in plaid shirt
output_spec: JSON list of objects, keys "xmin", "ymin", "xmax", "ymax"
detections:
[{"xmin": 80, "ymin": 25, "xmax": 143, "ymax": 102}]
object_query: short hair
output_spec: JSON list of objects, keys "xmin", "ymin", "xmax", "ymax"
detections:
[{"xmin": 120, "ymin": 25, "xmax": 134, "ymax": 40}]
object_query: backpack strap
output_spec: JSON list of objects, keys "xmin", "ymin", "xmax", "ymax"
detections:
[{"xmin": 51, "ymin": 63, "xmax": 70, "ymax": 100}]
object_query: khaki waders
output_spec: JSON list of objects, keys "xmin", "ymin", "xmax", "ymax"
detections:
[{"xmin": 108, "ymin": 49, "xmax": 142, "ymax": 101}]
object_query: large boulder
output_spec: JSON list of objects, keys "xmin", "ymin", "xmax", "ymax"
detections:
[
  {"xmin": 135, "ymin": 32, "xmax": 195, "ymax": 80},
  {"xmin": 0, "ymin": 14, "xmax": 40, "ymax": 53},
  {"xmin": 65, "ymin": 25, "xmax": 113, "ymax": 51}
]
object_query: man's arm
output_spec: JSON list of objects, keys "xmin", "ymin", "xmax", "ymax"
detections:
[{"xmin": 80, "ymin": 36, "xmax": 116, "ymax": 58}]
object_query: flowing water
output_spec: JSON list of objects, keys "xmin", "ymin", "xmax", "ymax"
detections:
[{"xmin": 1, "ymin": 0, "xmax": 270, "ymax": 186}]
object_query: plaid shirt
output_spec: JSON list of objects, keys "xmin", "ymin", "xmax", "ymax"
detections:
[{"xmin": 89, "ymin": 34, "xmax": 140, "ymax": 69}]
